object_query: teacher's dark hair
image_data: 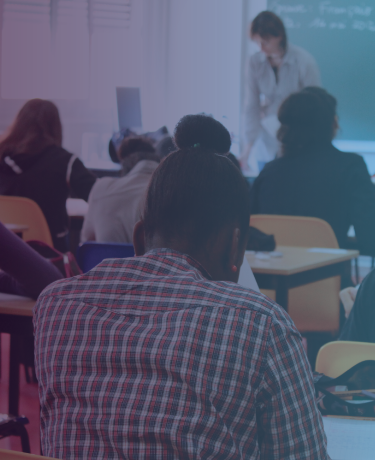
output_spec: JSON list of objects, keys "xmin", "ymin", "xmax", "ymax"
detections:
[
  {"xmin": 250, "ymin": 11, "xmax": 287, "ymax": 50},
  {"xmin": 277, "ymin": 87, "xmax": 337, "ymax": 157}
]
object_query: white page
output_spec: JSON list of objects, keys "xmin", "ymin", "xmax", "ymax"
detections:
[
  {"xmin": 238, "ymin": 256, "xmax": 259, "ymax": 292},
  {"xmin": 308, "ymin": 248, "xmax": 349, "ymax": 254},
  {"xmin": 323, "ymin": 417, "xmax": 375, "ymax": 460}
]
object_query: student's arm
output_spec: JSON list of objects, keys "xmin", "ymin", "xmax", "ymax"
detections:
[
  {"xmin": 69, "ymin": 156, "xmax": 97, "ymax": 202},
  {"xmin": 348, "ymin": 156, "xmax": 375, "ymax": 255},
  {"xmin": 340, "ymin": 268, "xmax": 375, "ymax": 343},
  {"xmin": 0, "ymin": 222, "xmax": 63, "ymax": 299},
  {"xmin": 257, "ymin": 320, "xmax": 329, "ymax": 459}
]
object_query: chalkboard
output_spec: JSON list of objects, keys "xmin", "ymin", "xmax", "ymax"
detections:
[{"xmin": 268, "ymin": 1, "xmax": 375, "ymax": 143}]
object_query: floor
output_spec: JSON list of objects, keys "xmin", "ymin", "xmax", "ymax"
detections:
[{"xmin": 0, "ymin": 333, "xmax": 40, "ymax": 455}]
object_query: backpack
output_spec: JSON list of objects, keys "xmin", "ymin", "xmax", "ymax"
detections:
[{"xmin": 26, "ymin": 240, "xmax": 82, "ymax": 278}]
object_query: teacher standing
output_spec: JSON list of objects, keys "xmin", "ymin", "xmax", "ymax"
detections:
[{"xmin": 242, "ymin": 11, "xmax": 320, "ymax": 173}]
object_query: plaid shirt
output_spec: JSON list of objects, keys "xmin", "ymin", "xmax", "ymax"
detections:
[{"xmin": 34, "ymin": 249, "xmax": 329, "ymax": 460}]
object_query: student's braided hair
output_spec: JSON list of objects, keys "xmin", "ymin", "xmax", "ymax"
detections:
[{"xmin": 143, "ymin": 115, "xmax": 250, "ymax": 250}]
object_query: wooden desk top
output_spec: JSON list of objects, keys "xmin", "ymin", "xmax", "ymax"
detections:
[
  {"xmin": 4, "ymin": 223, "xmax": 29, "ymax": 233},
  {"xmin": 0, "ymin": 293, "xmax": 35, "ymax": 317},
  {"xmin": 246, "ymin": 246, "xmax": 359, "ymax": 276}
]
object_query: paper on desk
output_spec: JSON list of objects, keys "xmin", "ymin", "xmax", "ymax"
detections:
[
  {"xmin": 323, "ymin": 417, "xmax": 375, "ymax": 460},
  {"xmin": 308, "ymin": 248, "xmax": 348, "ymax": 254},
  {"xmin": 238, "ymin": 257, "xmax": 259, "ymax": 292}
]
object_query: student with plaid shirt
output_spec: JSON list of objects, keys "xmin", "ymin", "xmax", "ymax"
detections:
[{"xmin": 34, "ymin": 115, "xmax": 329, "ymax": 459}]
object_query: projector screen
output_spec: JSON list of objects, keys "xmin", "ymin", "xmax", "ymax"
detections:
[{"xmin": 268, "ymin": 0, "xmax": 375, "ymax": 160}]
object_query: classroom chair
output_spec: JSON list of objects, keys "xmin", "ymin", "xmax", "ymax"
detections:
[
  {"xmin": 0, "ymin": 196, "xmax": 53, "ymax": 245},
  {"xmin": 0, "ymin": 448, "xmax": 56, "ymax": 460},
  {"xmin": 316, "ymin": 341, "xmax": 375, "ymax": 378},
  {"xmin": 77, "ymin": 241, "xmax": 135, "ymax": 273},
  {"xmin": 0, "ymin": 415, "xmax": 30, "ymax": 453},
  {"xmin": 250, "ymin": 215, "xmax": 341, "ymax": 333}
]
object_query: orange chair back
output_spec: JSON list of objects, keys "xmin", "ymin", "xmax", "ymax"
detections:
[
  {"xmin": 0, "ymin": 195, "xmax": 53, "ymax": 245},
  {"xmin": 316, "ymin": 341, "xmax": 375, "ymax": 378},
  {"xmin": 250, "ymin": 215, "xmax": 341, "ymax": 333}
]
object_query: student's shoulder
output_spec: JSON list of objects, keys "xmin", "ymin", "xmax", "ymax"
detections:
[
  {"xmin": 89, "ymin": 175, "xmax": 118, "ymax": 196},
  {"xmin": 205, "ymin": 280, "xmax": 298, "ymax": 333},
  {"xmin": 330, "ymin": 146, "xmax": 367, "ymax": 168}
]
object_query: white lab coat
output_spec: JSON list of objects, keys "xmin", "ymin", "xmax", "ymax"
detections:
[{"xmin": 244, "ymin": 43, "xmax": 320, "ymax": 168}]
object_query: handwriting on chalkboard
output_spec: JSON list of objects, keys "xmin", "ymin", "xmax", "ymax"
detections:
[{"xmin": 269, "ymin": 1, "xmax": 375, "ymax": 32}]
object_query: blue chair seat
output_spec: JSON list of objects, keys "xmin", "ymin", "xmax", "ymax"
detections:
[{"xmin": 77, "ymin": 241, "xmax": 135, "ymax": 273}]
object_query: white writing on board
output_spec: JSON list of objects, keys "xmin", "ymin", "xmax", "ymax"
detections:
[
  {"xmin": 270, "ymin": 1, "xmax": 375, "ymax": 32},
  {"xmin": 320, "ymin": 3, "xmax": 372, "ymax": 18}
]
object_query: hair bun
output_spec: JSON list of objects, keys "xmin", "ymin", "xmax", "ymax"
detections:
[{"xmin": 174, "ymin": 114, "xmax": 231, "ymax": 154}]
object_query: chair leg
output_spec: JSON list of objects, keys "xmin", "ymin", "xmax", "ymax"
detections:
[{"xmin": 11, "ymin": 423, "xmax": 31, "ymax": 453}]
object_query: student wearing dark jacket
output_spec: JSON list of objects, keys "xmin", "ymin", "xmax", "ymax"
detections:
[
  {"xmin": 0, "ymin": 99, "xmax": 96, "ymax": 252},
  {"xmin": 250, "ymin": 87, "xmax": 375, "ymax": 255}
]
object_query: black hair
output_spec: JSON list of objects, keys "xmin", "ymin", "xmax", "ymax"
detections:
[
  {"xmin": 155, "ymin": 136, "xmax": 176, "ymax": 159},
  {"xmin": 118, "ymin": 137, "xmax": 155, "ymax": 161},
  {"xmin": 226, "ymin": 153, "xmax": 241, "ymax": 172},
  {"xmin": 174, "ymin": 114, "xmax": 231, "ymax": 153},
  {"xmin": 277, "ymin": 87, "xmax": 337, "ymax": 156},
  {"xmin": 143, "ymin": 147, "xmax": 250, "ymax": 251},
  {"xmin": 250, "ymin": 11, "xmax": 287, "ymax": 50}
]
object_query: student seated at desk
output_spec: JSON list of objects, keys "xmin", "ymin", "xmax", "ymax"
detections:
[
  {"xmin": 340, "ymin": 269, "xmax": 375, "ymax": 343},
  {"xmin": 0, "ymin": 99, "xmax": 96, "ymax": 252},
  {"xmin": 81, "ymin": 137, "xmax": 160, "ymax": 243},
  {"xmin": 34, "ymin": 115, "xmax": 329, "ymax": 460},
  {"xmin": 250, "ymin": 87, "xmax": 375, "ymax": 255},
  {"xmin": 0, "ymin": 221, "xmax": 62, "ymax": 299}
]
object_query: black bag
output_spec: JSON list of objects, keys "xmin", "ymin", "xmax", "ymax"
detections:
[
  {"xmin": 315, "ymin": 361, "xmax": 375, "ymax": 417},
  {"xmin": 247, "ymin": 226, "xmax": 276, "ymax": 252}
]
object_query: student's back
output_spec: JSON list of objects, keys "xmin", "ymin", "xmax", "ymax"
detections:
[
  {"xmin": 81, "ymin": 137, "xmax": 159, "ymax": 243},
  {"xmin": 34, "ymin": 114, "xmax": 328, "ymax": 460},
  {"xmin": 251, "ymin": 88, "xmax": 375, "ymax": 255},
  {"xmin": 251, "ymin": 145, "xmax": 375, "ymax": 251},
  {"xmin": 0, "ymin": 99, "xmax": 96, "ymax": 252}
]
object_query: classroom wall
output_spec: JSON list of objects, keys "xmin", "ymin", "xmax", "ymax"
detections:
[{"xmin": 0, "ymin": 0, "xmax": 244, "ymax": 162}]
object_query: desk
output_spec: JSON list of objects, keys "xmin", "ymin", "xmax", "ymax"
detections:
[
  {"xmin": 0, "ymin": 294, "xmax": 35, "ymax": 415},
  {"xmin": 323, "ymin": 416, "xmax": 375, "ymax": 460},
  {"xmin": 4, "ymin": 224, "xmax": 29, "ymax": 239},
  {"xmin": 246, "ymin": 246, "xmax": 359, "ymax": 311}
]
